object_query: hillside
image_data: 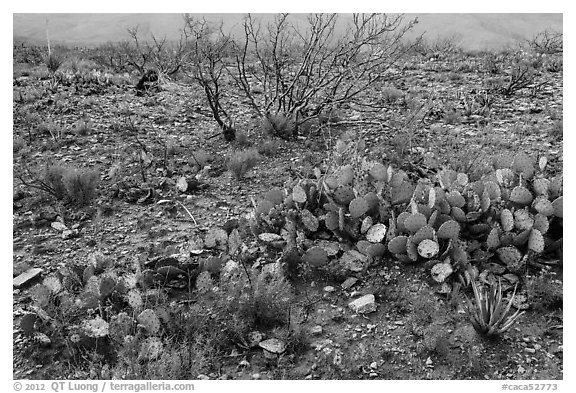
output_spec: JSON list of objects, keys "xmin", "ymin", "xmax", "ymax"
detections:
[{"xmin": 13, "ymin": 13, "xmax": 562, "ymax": 50}]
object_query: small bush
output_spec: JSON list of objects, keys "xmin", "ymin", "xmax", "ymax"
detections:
[
  {"xmin": 234, "ymin": 131, "xmax": 251, "ymax": 147},
  {"xmin": 380, "ymin": 86, "xmax": 405, "ymax": 104},
  {"xmin": 261, "ymin": 113, "xmax": 296, "ymax": 139},
  {"xmin": 75, "ymin": 118, "xmax": 92, "ymax": 136},
  {"xmin": 44, "ymin": 53, "xmax": 63, "ymax": 73},
  {"xmin": 257, "ymin": 139, "xmax": 281, "ymax": 157},
  {"xmin": 189, "ymin": 149, "xmax": 212, "ymax": 169},
  {"xmin": 226, "ymin": 149, "xmax": 260, "ymax": 180},
  {"xmin": 44, "ymin": 165, "xmax": 99, "ymax": 206},
  {"xmin": 549, "ymin": 120, "xmax": 562, "ymax": 140}
]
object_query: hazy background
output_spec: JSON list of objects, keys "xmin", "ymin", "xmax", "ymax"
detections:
[{"xmin": 13, "ymin": 13, "xmax": 562, "ymax": 51}]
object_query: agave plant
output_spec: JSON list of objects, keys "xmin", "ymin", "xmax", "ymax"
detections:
[{"xmin": 467, "ymin": 279, "xmax": 525, "ymax": 338}]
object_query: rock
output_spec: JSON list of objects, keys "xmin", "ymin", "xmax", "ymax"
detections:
[
  {"xmin": 252, "ymin": 373, "xmax": 260, "ymax": 380},
  {"xmin": 341, "ymin": 277, "xmax": 358, "ymax": 290},
  {"xmin": 348, "ymin": 294, "xmax": 377, "ymax": 314},
  {"xmin": 197, "ymin": 374, "xmax": 210, "ymax": 380},
  {"xmin": 310, "ymin": 325, "xmax": 323, "ymax": 336},
  {"xmin": 13, "ymin": 268, "xmax": 43, "ymax": 288},
  {"xmin": 259, "ymin": 338, "xmax": 286, "ymax": 359},
  {"xmin": 324, "ymin": 286, "xmax": 336, "ymax": 293}
]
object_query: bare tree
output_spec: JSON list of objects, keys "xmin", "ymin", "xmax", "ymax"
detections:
[
  {"xmin": 183, "ymin": 15, "xmax": 236, "ymax": 141},
  {"xmin": 232, "ymin": 13, "xmax": 419, "ymax": 134}
]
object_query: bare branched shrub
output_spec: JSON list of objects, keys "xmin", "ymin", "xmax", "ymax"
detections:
[
  {"xmin": 183, "ymin": 16, "xmax": 236, "ymax": 141},
  {"xmin": 232, "ymin": 13, "xmax": 419, "ymax": 133},
  {"xmin": 527, "ymin": 30, "xmax": 563, "ymax": 55}
]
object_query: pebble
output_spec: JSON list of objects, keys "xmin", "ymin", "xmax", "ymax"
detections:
[
  {"xmin": 310, "ymin": 325, "xmax": 323, "ymax": 336},
  {"xmin": 197, "ymin": 374, "xmax": 209, "ymax": 380},
  {"xmin": 370, "ymin": 362, "xmax": 378, "ymax": 369},
  {"xmin": 252, "ymin": 373, "xmax": 260, "ymax": 380},
  {"xmin": 525, "ymin": 348, "xmax": 536, "ymax": 354},
  {"xmin": 324, "ymin": 286, "xmax": 336, "ymax": 293}
]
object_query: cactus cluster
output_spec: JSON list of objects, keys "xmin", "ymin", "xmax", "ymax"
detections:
[{"xmin": 249, "ymin": 137, "xmax": 562, "ymax": 286}]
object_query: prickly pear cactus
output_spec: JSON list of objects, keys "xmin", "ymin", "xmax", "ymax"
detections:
[
  {"xmin": 137, "ymin": 309, "xmax": 161, "ymax": 335},
  {"xmin": 303, "ymin": 246, "xmax": 329, "ymax": 267},
  {"xmin": 196, "ymin": 271, "xmax": 213, "ymax": 294}
]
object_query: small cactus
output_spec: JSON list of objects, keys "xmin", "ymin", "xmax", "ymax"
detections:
[
  {"xmin": 196, "ymin": 271, "xmax": 213, "ymax": 294},
  {"xmin": 528, "ymin": 229, "xmax": 545, "ymax": 253},
  {"xmin": 501, "ymin": 209, "xmax": 515, "ymax": 232},
  {"xmin": 349, "ymin": 197, "xmax": 369, "ymax": 219},
  {"xmin": 366, "ymin": 223, "xmax": 387, "ymax": 243},
  {"xmin": 486, "ymin": 227, "xmax": 501, "ymax": 250},
  {"xmin": 437, "ymin": 220, "xmax": 460, "ymax": 240},
  {"xmin": 417, "ymin": 239, "xmax": 439, "ymax": 259},
  {"xmin": 300, "ymin": 209, "xmax": 319, "ymax": 232},
  {"xmin": 496, "ymin": 246, "xmax": 522, "ymax": 268},
  {"xmin": 404, "ymin": 213, "xmax": 427, "ymax": 233},
  {"xmin": 510, "ymin": 186, "xmax": 533, "ymax": 205},
  {"xmin": 333, "ymin": 186, "xmax": 355, "ymax": 206},
  {"xmin": 292, "ymin": 184, "xmax": 307, "ymax": 203},
  {"xmin": 137, "ymin": 309, "xmax": 161, "ymax": 335},
  {"xmin": 412, "ymin": 225, "xmax": 436, "ymax": 244},
  {"xmin": 388, "ymin": 235, "xmax": 408, "ymax": 254},
  {"xmin": 303, "ymin": 246, "xmax": 329, "ymax": 267}
]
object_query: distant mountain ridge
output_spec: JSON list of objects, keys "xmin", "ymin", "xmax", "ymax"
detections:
[{"xmin": 13, "ymin": 13, "xmax": 562, "ymax": 51}]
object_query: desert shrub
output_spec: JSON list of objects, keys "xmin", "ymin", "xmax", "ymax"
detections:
[
  {"xmin": 43, "ymin": 165, "xmax": 99, "ymax": 206},
  {"xmin": 257, "ymin": 139, "xmax": 281, "ymax": 157},
  {"xmin": 261, "ymin": 113, "xmax": 297, "ymax": 139},
  {"xmin": 234, "ymin": 131, "xmax": 251, "ymax": 147},
  {"xmin": 189, "ymin": 149, "xmax": 212, "ymax": 169},
  {"xmin": 548, "ymin": 120, "xmax": 562, "ymax": 140},
  {"xmin": 44, "ymin": 53, "xmax": 63, "ymax": 73},
  {"xmin": 380, "ymin": 86, "xmax": 405, "ymax": 104},
  {"xmin": 74, "ymin": 118, "xmax": 92, "ymax": 136},
  {"xmin": 226, "ymin": 149, "xmax": 260, "ymax": 180},
  {"xmin": 62, "ymin": 168, "xmax": 100, "ymax": 206},
  {"xmin": 528, "ymin": 30, "xmax": 563, "ymax": 55}
]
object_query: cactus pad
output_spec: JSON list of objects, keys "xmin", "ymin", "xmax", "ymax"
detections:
[
  {"xmin": 325, "ymin": 211, "xmax": 339, "ymax": 231},
  {"xmin": 99, "ymin": 276, "xmax": 116, "ymax": 299},
  {"xmin": 512, "ymin": 152, "xmax": 535, "ymax": 179},
  {"xmin": 366, "ymin": 223, "xmax": 387, "ymax": 243},
  {"xmin": 303, "ymin": 246, "xmax": 329, "ymax": 267},
  {"xmin": 292, "ymin": 184, "xmax": 307, "ymax": 203},
  {"xmin": 356, "ymin": 240, "xmax": 372, "ymax": 255},
  {"xmin": 196, "ymin": 271, "xmax": 213, "ymax": 294},
  {"xmin": 412, "ymin": 225, "xmax": 436, "ymax": 244},
  {"xmin": 483, "ymin": 180, "xmax": 501, "ymax": 201},
  {"xmin": 514, "ymin": 209, "xmax": 534, "ymax": 231},
  {"xmin": 532, "ymin": 213, "xmax": 549, "ymax": 234},
  {"xmin": 552, "ymin": 196, "xmax": 563, "ymax": 218},
  {"xmin": 532, "ymin": 178, "xmax": 550, "ymax": 196},
  {"xmin": 366, "ymin": 243, "xmax": 387, "ymax": 257},
  {"xmin": 532, "ymin": 196, "xmax": 554, "ymax": 216},
  {"xmin": 349, "ymin": 197, "xmax": 369, "ymax": 219},
  {"xmin": 396, "ymin": 212, "xmax": 411, "ymax": 233},
  {"xmin": 549, "ymin": 175, "xmax": 563, "ymax": 198},
  {"xmin": 446, "ymin": 190, "xmax": 466, "ymax": 208},
  {"xmin": 137, "ymin": 309, "xmax": 161, "ymax": 335},
  {"xmin": 486, "ymin": 227, "xmax": 501, "ymax": 250},
  {"xmin": 501, "ymin": 209, "xmax": 514, "ymax": 232},
  {"xmin": 528, "ymin": 229, "xmax": 545, "ymax": 253},
  {"xmin": 417, "ymin": 239, "xmax": 439, "ymax": 259},
  {"xmin": 495, "ymin": 168, "xmax": 515, "ymax": 187},
  {"xmin": 404, "ymin": 213, "xmax": 427, "ymax": 233},
  {"xmin": 406, "ymin": 237, "xmax": 419, "ymax": 262},
  {"xmin": 301, "ymin": 209, "xmax": 319, "ymax": 232},
  {"xmin": 337, "ymin": 165, "xmax": 354, "ymax": 185},
  {"xmin": 361, "ymin": 216, "xmax": 373, "ymax": 234},
  {"xmin": 450, "ymin": 207, "xmax": 467, "ymax": 222},
  {"xmin": 324, "ymin": 175, "xmax": 339, "ymax": 190},
  {"xmin": 388, "ymin": 235, "xmax": 408, "ymax": 254},
  {"xmin": 510, "ymin": 186, "xmax": 533, "ymax": 205},
  {"xmin": 512, "ymin": 229, "xmax": 531, "ymax": 246},
  {"xmin": 369, "ymin": 163, "xmax": 387, "ymax": 181},
  {"xmin": 437, "ymin": 220, "xmax": 460, "ymax": 239},
  {"xmin": 333, "ymin": 186, "xmax": 355, "ymax": 206},
  {"xmin": 496, "ymin": 246, "xmax": 522, "ymax": 268}
]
